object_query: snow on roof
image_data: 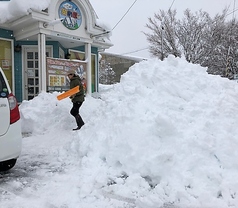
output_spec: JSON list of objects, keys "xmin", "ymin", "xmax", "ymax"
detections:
[
  {"xmin": 100, "ymin": 51, "xmax": 147, "ymax": 62},
  {"xmin": 0, "ymin": 0, "xmax": 51, "ymax": 24},
  {"xmin": 0, "ymin": 0, "xmax": 112, "ymax": 42}
]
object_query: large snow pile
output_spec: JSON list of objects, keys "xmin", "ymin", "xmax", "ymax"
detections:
[{"xmin": 10, "ymin": 55, "xmax": 238, "ymax": 207}]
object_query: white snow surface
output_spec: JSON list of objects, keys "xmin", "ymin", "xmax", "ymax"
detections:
[
  {"xmin": 1, "ymin": 55, "xmax": 238, "ymax": 208},
  {"xmin": 0, "ymin": 0, "xmax": 51, "ymax": 23}
]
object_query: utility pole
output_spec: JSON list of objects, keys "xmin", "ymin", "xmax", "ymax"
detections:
[
  {"xmin": 161, "ymin": 25, "xmax": 164, "ymax": 61},
  {"xmin": 225, "ymin": 0, "xmax": 236, "ymax": 78},
  {"xmin": 233, "ymin": 0, "xmax": 236, "ymax": 20}
]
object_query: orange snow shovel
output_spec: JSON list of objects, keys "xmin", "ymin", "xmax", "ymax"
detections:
[{"xmin": 57, "ymin": 86, "xmax": 79, "ymax": 101}]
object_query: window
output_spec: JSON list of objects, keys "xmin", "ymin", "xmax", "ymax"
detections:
[{"xmin": 0, "ymin": 39, "xmax": 12, "ymax": 88}]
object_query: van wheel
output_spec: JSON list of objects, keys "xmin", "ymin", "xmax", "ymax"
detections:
[{"xmin": 0, "ymin": 159, "xmax": 17, "ymax": 171}]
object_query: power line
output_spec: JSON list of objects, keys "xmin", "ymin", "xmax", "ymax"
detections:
[
  {"xmin": 226, "ymin": 7, "xmax": 238, "ymax": 18},
  {"xmin": 121, "ymin": 47, "xmax": 149, "ymax": 55},
  {"xmin": 111, "ymin": 0, "xmax": 174, "ymax": 56},
  {"xmin": 112, "ymin": 0, "xmax": 138, "ymax": 31},
  {"xmin": 92, "ymin": 0, "xmax": 138, "ymax": 37},
  {"xmin": 222, "ymin": 0, "xmax": 237, "ymax": 18}
]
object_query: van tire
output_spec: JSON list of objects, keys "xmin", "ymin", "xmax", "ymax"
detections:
[{"xmin": 0, "ymin": 159, "xmax": 17, "ymax": 171}]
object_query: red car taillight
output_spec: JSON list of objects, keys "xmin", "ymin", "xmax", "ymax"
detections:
[{"xmin": 8, "ymin": 93, "xmax": 20, "ymax": 124}]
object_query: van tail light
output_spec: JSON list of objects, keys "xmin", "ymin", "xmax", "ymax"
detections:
[{"xmin": 8, "ymin": 93, "xmax": 20, "ymax": 124}]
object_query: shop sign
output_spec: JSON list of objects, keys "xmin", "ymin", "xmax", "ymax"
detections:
[
  {"xmin": 59, "ymin": 1, "xmax": 82, "ymax": 30},
  {"xmin": 46, "ymin": 58, "xmax": 86, "ymax": 93}
]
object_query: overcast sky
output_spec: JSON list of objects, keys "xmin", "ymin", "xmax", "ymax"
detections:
[{"xmin": 90, "ymin": 0, "xmax": 236, "ymax": 58}]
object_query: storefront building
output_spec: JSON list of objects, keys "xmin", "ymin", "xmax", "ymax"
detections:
[{"xmin": 0, "ymin": 0, "xmax": 112, "ymax": 102}]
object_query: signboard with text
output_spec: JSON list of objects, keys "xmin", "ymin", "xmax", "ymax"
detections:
[{"xmin": 46, "ymin": 58, "xmax": 86, "ymax": 92}]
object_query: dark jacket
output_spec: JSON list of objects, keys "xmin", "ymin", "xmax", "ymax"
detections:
[{"xmin": 70, "ymin": 75, "xmax": 85, "ymax": 103}]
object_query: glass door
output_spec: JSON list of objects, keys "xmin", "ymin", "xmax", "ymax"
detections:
[
  {"xmin": 25, "ymin": 49, "xmax": 39, "ymax": 100},
  {"xmin": 24, "ymin": 47, "xmax": 52, "ymax": 100}
]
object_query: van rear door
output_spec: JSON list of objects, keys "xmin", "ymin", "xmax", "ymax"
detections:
[{"xmin": 0, "ymin": 68, "xmax": 10, "ymax": 136}]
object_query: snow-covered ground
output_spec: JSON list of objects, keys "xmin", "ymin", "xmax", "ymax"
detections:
[{"xmin": 1, "ymin": 55, "xmax": 238, "ymax": 208}]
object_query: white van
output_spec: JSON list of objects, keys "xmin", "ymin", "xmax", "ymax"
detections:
[{"xmin": 0, "ymin": 67, "xmax": 22, "ymax": 171}]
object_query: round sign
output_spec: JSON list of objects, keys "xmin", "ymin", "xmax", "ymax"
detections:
[{"xmin": 59, "ymin": 1, "xmax": 82, "ymax": 30}]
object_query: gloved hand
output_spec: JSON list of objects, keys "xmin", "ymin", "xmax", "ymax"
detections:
[{"xmin": 70, "ymin": 94, "xmax": 76, "ymax": 99}]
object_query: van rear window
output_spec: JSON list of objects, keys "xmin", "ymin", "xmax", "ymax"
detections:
[{"xmin": 0, "ymin": 73, "xmax": 9, "ymax": 98}]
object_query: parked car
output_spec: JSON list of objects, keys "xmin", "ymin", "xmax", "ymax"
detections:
[{"xmin": 0, "ymin": 67, "xmax": 22, "ymax": 171}]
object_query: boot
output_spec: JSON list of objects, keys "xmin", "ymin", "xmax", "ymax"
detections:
[
  {"xmin": 73, "ymin": 114, "xmax": 84, "ymax": 130},
  {"xmin": 73, "ymin": 127, "xmax": 81, "ymax": 131}
]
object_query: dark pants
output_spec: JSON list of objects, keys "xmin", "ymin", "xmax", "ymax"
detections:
[{"xmin": 70, "ymin": 102, "xmax": 84, "ymax": 128}]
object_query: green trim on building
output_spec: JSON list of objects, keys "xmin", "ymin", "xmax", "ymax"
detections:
[{"xmin": 0, "ymin": 28, "xmax": 14, "ymax": 39}]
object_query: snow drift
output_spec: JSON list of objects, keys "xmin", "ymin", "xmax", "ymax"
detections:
[{"xmin": 15, "ymin": 55, "xmax": 238, "ymax": 207}]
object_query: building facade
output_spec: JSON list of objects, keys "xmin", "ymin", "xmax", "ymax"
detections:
[
  {"xmin": 0, "ymin": 0, "xmax": 112, "ymax": 102},
  {"xmin": 100, "ymin": 52, "xmax": 146, "ymax": 83}
]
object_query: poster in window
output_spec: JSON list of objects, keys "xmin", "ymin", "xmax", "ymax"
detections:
[{"xmin": 2, "ymin": 60, "xmax": 9, "ymax": 70}]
